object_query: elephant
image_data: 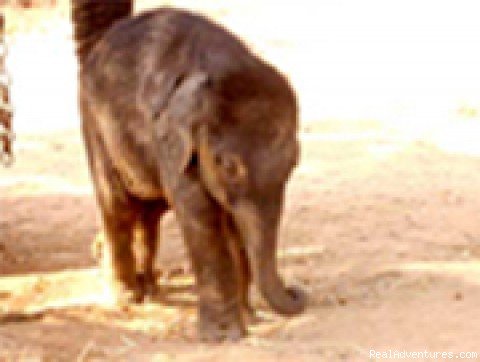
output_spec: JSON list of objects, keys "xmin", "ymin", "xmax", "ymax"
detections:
[{"xmin": 71, "ymin": 1, "xmax": 306, "ymax": 341}]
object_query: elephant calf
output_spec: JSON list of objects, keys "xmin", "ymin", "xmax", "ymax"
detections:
[{"xmin": 71, "ymin": 0, "xmax": 305, "ymax": 341}]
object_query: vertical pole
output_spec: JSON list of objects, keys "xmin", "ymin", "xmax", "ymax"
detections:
[{"xmin": 0, "ymin": 12, "xmax": 13, "ymax": 166}]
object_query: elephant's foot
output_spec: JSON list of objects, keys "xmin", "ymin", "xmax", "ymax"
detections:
[
  {"xmin": 136, "ymin": 272, "xmax": 159, "ymax": 301},
  {"xmin": 198, "ymin": 316, "xmax": 246, "ymax": 342},
  {"xmin": 105, "ymin": 260, "xmax": 143, "ymax": 305},
  {"xmin": 109, "ymin": 278, "xmax": 144, "ymax": 305},
  {"xmin": 242, "ymin": 303, "xmax": 262, "ymax": 325},
  {"xmin": 108, "ymin": 273, "xmax": 158, "ymax": 305},
  {"xmin": 198, "ymin": 302, "xmax": 246, "ymax": 342}
]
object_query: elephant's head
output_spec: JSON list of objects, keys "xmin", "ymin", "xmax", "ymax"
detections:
[{"xmin": 155, "ymin": 68, "xmax": 305, "ymax": 316}]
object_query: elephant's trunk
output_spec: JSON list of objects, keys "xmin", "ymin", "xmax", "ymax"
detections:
[{"xmin": 232, "ymin": 201, "xmax": 306, "ymax": 316}]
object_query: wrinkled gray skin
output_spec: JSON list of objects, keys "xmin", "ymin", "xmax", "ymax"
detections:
[{"xmin": 78, "ymin": 8, "xmax": 305, "ymax": 341}]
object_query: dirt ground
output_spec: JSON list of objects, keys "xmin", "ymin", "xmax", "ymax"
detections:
[
  {"xmin": 2, "ymin": 123, "xmax": 480, "ymax": 361},
  {"xmin": 2, "ymin": 1, "xmax": 480, "ymax": 361}
]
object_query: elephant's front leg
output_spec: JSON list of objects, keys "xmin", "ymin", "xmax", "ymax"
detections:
[
  {"xmin": 221, "ymin": 215, "xmax": 256, "ymax": 324},
  {"xmin": 174, "ymin": 181, "xmax": 246, "ymax": 341}
]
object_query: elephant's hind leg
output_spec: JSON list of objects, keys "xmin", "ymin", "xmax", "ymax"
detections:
[
  {"xmin": 101, "ymin": 204, "xmax": 141, "ymax": 304},
  {"xmin": 81, "ymin": 120, "xmax": 141, "ymax": 304},
  {"xmin": 135, "ymin": 200, "xmax": 168, "ymax": 299}
]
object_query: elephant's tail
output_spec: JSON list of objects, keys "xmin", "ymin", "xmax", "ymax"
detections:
[{"xmin": 71, "ymin": 0, "xmax": 132, "ymax": 64}]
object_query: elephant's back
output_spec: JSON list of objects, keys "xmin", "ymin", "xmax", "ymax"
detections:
[
  {"xmin": 80, "ymin": 7, "xmax": 265, "ymax": 101},
  {"xmin": 77, "ymin": 7, "xmax": 295, "ymax": 200}
]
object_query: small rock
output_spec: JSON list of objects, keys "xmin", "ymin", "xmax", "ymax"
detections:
[
  {"xmin": 337, "ymin": 296, "xmax": 348, "ymax": 306},
  {"xmin": 453, "ymin": 291, "xmax": 463, "ymax": 301}
]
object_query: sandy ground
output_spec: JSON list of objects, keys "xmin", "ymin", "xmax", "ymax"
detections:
[
  {"xmin": 2, "ymin": 124, "xmax": 480, "ymax": 361},
  {"xmin": 2, "ymin": 1, "xmax": 480, "ymax": 361}
]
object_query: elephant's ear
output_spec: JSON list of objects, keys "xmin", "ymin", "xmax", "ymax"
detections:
[{"xmin": 154, "ymin": 72, "xmax": 213, "ymax": 189}]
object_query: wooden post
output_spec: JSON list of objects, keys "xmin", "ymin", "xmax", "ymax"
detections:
[{"xmin": 0, "ymin": 12, "xmax": 13, "ymax": 166}]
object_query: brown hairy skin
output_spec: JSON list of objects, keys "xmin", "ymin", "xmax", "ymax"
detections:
[{"xmin": 72, "ymin": 2, "xmax": 305, "ymax": 341}]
